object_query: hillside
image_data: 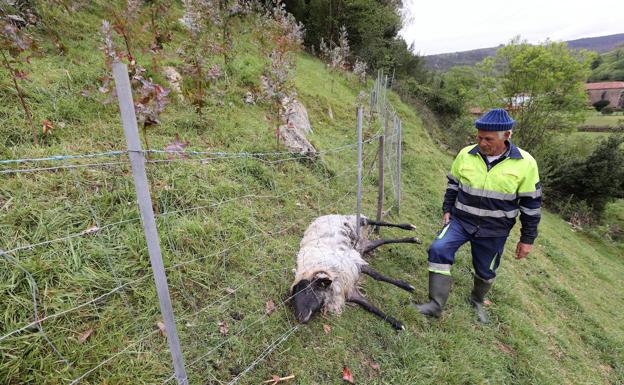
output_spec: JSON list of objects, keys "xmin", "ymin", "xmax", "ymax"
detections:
[
  {"xmin": 589, "ymin": 46, "xmax": 624, "ymax": 81},
  {"xmin": 425, "ymin": 33, "xmax": 624, "ymax": 71},
  {"xmin": 1, "ymin": 3, "xmax": 623, "ymax": 385}
]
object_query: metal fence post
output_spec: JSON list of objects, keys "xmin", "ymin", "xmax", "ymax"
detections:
[
  {"xmin": 375, "ymin": 69, "xmax": 381, "ymax": 113},
  {"xmin": 381, "ymin": 74, "xmax": 388, "ymax": 117},
  {"xmin": 375, "ymin": 134, "xmax": 385, "ymax": 234},
  {"xmin": 113, "ymin": 62, "xmax": 189, "ymax": 385},
  {"xmin": 356, "ymin": 107, "xmax": 363, "ymax": 238},
  {"xmin": 396, "ymin": 119, "xmax": 402, "ymax": 216}
]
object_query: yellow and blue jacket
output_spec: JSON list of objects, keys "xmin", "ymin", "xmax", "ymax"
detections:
[{"xmin": 443, "ymin": 142, "xmax": 541, "ymax": 244}]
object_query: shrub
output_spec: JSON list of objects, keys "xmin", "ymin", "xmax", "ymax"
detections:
[
  {"xmin": 602, "ymin": 106, "xmax": 614, "ymax": 115},
  {"xmin": 593, "ymin": 99, "xmax": 610, "ymax": 111},
  {"xmin": 542, "ymin": 135, "xmax": 624, "ymax": 220}
]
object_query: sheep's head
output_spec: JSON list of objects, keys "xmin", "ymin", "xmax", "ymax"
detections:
[{"xmin": 291, "ymin": 272, "xmax": 332, "ymax": 324}]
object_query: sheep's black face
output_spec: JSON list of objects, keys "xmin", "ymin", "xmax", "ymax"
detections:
[{"xmin": 291, "ymin": 278, "xmax": 331, "ymax": 324}]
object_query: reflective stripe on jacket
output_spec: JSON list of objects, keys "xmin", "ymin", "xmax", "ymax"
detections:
[{"xmin": 442, "ymin": 142, "xmax": 541, "ymax": 244}]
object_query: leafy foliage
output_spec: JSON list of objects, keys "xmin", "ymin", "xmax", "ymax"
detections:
[
  {"xmin": 99, "ymin": 17, "xmax": 170, "ymax": 149},
  {"xmin": 284, "ymin": 0, "xmax": 427, "ymax": 82},
  {"xmin": 474, "ymin": 37, "xmax": 591, "ymax": 149},
  {"xmin": 352, "ymin": 58, "xmax": 367, "ymax": 83},
  {"xmin": 258, "ymin": 0, "xmax": 304, "ymax": 146},
  {"xmin": 542, "ymin": 134, "xmax": 624, "ymax": 219},
  {"xmin": 0, "ymin": 15, "xmax": 38, "ymax": 144},
  {"xmin": 589, "ymin": 46, "xmax": 624, "ymax": 81}
]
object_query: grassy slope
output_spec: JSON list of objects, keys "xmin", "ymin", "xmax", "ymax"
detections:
[{"xmin": 1, "ymin": 4, "xmax": 623, "ymax": 385}]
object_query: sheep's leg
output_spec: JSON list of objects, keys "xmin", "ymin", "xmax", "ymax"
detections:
[
  {"xmin": 362, "ymin": 236, "xmax": 421, "ymax": 254},
  {"xmin": 365, "ymin": 219, "xmax": 417, "ymax": 231},
  {"xmin": 360, "ymin": 265, "xmax": 415, "ymax": 293},
  {"xmin": 348, "ymin": 290, "xmax": 405, "ymax": 331}
]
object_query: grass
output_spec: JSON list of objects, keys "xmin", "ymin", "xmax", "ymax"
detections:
[
  {"xmin": 581, "ymin": 111, "xmax": 624, "ymax": 129},
  {"xmin": 1, "ymin": 3, "xmax": 624, "ymax": 385},
  {"xmin": 551, "ymin": 131, "xmax": 613, "ymax": 157}
]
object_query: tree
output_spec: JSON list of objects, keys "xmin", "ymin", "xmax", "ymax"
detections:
[
  {"xmin": 476, "ymin": 37, "xmax": 591, "ymax": 149},
  {"xmin": 284, "ymin": 0, "xmax": 427, "ymax": 82},
  {"xmin": 543, "ymin": 135, "xmax": 624, "ymax": 218}
]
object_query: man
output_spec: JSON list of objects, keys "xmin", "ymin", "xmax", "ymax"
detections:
[{"xmin": 414, "ymin": 108, "xmax": 541, "ymax": 323}]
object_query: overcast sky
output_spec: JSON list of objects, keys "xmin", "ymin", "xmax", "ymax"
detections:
[{"xmin": 399, "ymin": 0, "xmax": 624, "ymax": 56}]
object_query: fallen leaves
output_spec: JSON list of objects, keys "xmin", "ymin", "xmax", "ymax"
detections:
[
  {"xmin": 341, "ymin": 366, "xmax": 354, "ymax": 384},
  {"xmin": 225, "ymin": 287, "xmax": 236, "ymax": 295},
  {"xmin": 156, "ymin": 321, "xmax": 166, "ymax": 337},
  {"xmin": 218, "ymin": 321, "xmax": 229, "ymax": 336},
  {"xmin": 484, "ymin": 299, "xmax": 493, "ymax": 306},
  {"xmin": 497, "ymin": 342, "xmax": 515, "ymax": 356},
  {"xmin": 367, "ymin": 360, "xmax": 380, "ymax": 372},
  {"xmin": 77, "ymin": 328, "xmax": 94, "ymax": 344},
  {"xmin": 164, "ymin": 133, "xmax": 190, "ymax": 159},
  {"xmin": 42, "ymin": 120, "xmax": 53, "ymax": 135},
  {"xmin": 323, "ymin": 324, "xmax": 332, "ymax": 334},
  {"xmin": 265, "ymin": 300, "xmax": 276, "ymax": 315}
]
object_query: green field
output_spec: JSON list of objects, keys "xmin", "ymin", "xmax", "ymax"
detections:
[
  {"xmin": 1, "ymin": 3, "xmax": 623, "ymax": 385},
  {"xmin": 582, "ymin": 111, "xmax": 624, "ymax": 128},
  {"xmin": 552, "ymin": 131, "xmax": 613, "ymax": 157}
]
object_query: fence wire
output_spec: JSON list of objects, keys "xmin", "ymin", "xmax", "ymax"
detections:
[
  {"xmin": 1, "ymin": 70, "xmax": 403, "ymax": 385},
  {"xmin": 0, "ymin": 143, "xmax": 374, "ymax": 343},
  {"xmin": 1, "ymin": 142, "xmax": 376, "ymax": 361}
]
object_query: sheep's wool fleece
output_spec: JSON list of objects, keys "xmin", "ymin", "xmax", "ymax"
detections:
[{"xmin": 294, "ymin": 215, "xmax": 368, "ymax": 315}]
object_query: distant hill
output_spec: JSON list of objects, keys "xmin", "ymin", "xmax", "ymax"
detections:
[
  {"xmin": 589, "ymin": 46, "xmax": 624, "ymax": 82},
  {"xmin": 425, "ymin": 33, "xmax": 624, "ymax": 71}
]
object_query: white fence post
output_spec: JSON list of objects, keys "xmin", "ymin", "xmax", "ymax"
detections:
[
  {"xmin": 375, "ymin": 134, "xmax": 385, "ymax": 234},
  {"xmin": 396, "ymin": 119, "xmax": 402, "ymax": 216},
  {"xmin": 356, "ymin": 107, "xmax": 363, "ymax": 238},
  {"xmin": 113, "ymin": 62, "xmax": 189, "ymax": 385}
]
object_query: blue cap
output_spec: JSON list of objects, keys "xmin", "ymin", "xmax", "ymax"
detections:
[{"xmin": 475, "ymin": 108, "xmax": 515, "ymax": 131}]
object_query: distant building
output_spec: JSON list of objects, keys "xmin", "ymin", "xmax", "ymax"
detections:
[{"xmin": 585, "ymin": 82, "xmax": 624, "ymax": 108}]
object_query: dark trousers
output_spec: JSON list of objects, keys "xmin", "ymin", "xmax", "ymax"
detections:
[{"xmin": 427, "ymin": 219, "xmax": 508, "ymax": 282}]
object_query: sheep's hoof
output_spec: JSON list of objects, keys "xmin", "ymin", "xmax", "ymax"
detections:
[
  {"xmin": 408, "ymin": 285, "xmax": 415, "ymax": 292},
  {"xmin": 409, "ymin": 224, "xmax": 417, "ymax": 230},
  {"xmin": 394, "ymin": 322, "xmax": 405, "ymax": 331}
]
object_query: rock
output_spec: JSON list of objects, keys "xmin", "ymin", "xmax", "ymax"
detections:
[
  {"xmin": 279, "ymin": 124, "xmax": 317, "ymax": 156},
  {"xmin": 284, "ymin": 99, "xmax": 312, "ymax": 134},
  {"xmin": 244, "ymin": 91, "xmax": 255, "ymax": 105},
  {"xmin": 163, "ymin": 66, "xmax": 183, "ymax": 101}
]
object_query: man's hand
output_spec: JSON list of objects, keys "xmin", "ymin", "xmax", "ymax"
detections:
[
  {"xmin": 442, "ymin": 212, "xmax": 451, "ymax": 225},
  {"xmin": 515, "ymin": 242, "xmax": 532, "ymax": 259}
]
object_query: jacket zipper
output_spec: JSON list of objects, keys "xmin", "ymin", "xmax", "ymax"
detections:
[{"xmin": 475, "ymin": 154, "xmax": 509, "ymax": 235}]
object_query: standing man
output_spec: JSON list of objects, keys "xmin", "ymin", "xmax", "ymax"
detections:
[{"xmin": 414, "ymin": 108, "xmax": 541, "ymax": 323}]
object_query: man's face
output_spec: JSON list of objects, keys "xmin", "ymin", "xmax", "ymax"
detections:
[{"xmin": 477, "ymin": 130, "xmax": 509, "ymax": 156}]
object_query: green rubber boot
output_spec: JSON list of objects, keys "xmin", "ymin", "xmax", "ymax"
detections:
[
  {"xmin": 414, "ymin": 272, "xmax": 452, "ymax": 318},
  {"xmin": 469, "ymin": 275, "xmax": 493, "ymax": 324}
]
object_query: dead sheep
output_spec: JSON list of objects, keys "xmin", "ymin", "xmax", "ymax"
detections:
[{"xmin": 291, "ymin": 214, "xmax": 420, "ymax": 330}]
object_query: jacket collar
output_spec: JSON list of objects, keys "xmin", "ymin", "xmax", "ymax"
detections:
[{"xmin": 468, "ymin": 141, "xmax": 523, "ymax": 159}]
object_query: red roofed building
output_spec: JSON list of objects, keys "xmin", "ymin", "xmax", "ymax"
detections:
[{"xmin": 585, "ymin": 81, "xmax": 624, "ymax": 108}]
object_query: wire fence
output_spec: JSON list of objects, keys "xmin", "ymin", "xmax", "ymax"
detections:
[{"xmin": 0, "ymin": 68, "xmax": 403, "ymax": 384}]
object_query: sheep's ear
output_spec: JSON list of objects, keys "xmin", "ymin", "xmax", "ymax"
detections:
[{"xmin": 313, "ymin": 272, "xmax": 333, "ymax": 289}]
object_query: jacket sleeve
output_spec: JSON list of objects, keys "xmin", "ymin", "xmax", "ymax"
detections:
[
  {"xmin": 442, "ymin": 154, "xmax": 461, "ymax": 213},
  {"xmin": 517, "ymin": 160, "xmax": 542, "ymax": 244}
]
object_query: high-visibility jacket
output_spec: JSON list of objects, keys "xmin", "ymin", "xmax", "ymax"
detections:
[{"xmin": 443, "ymin": 142, "xmax": 541, "ymax": 244}]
